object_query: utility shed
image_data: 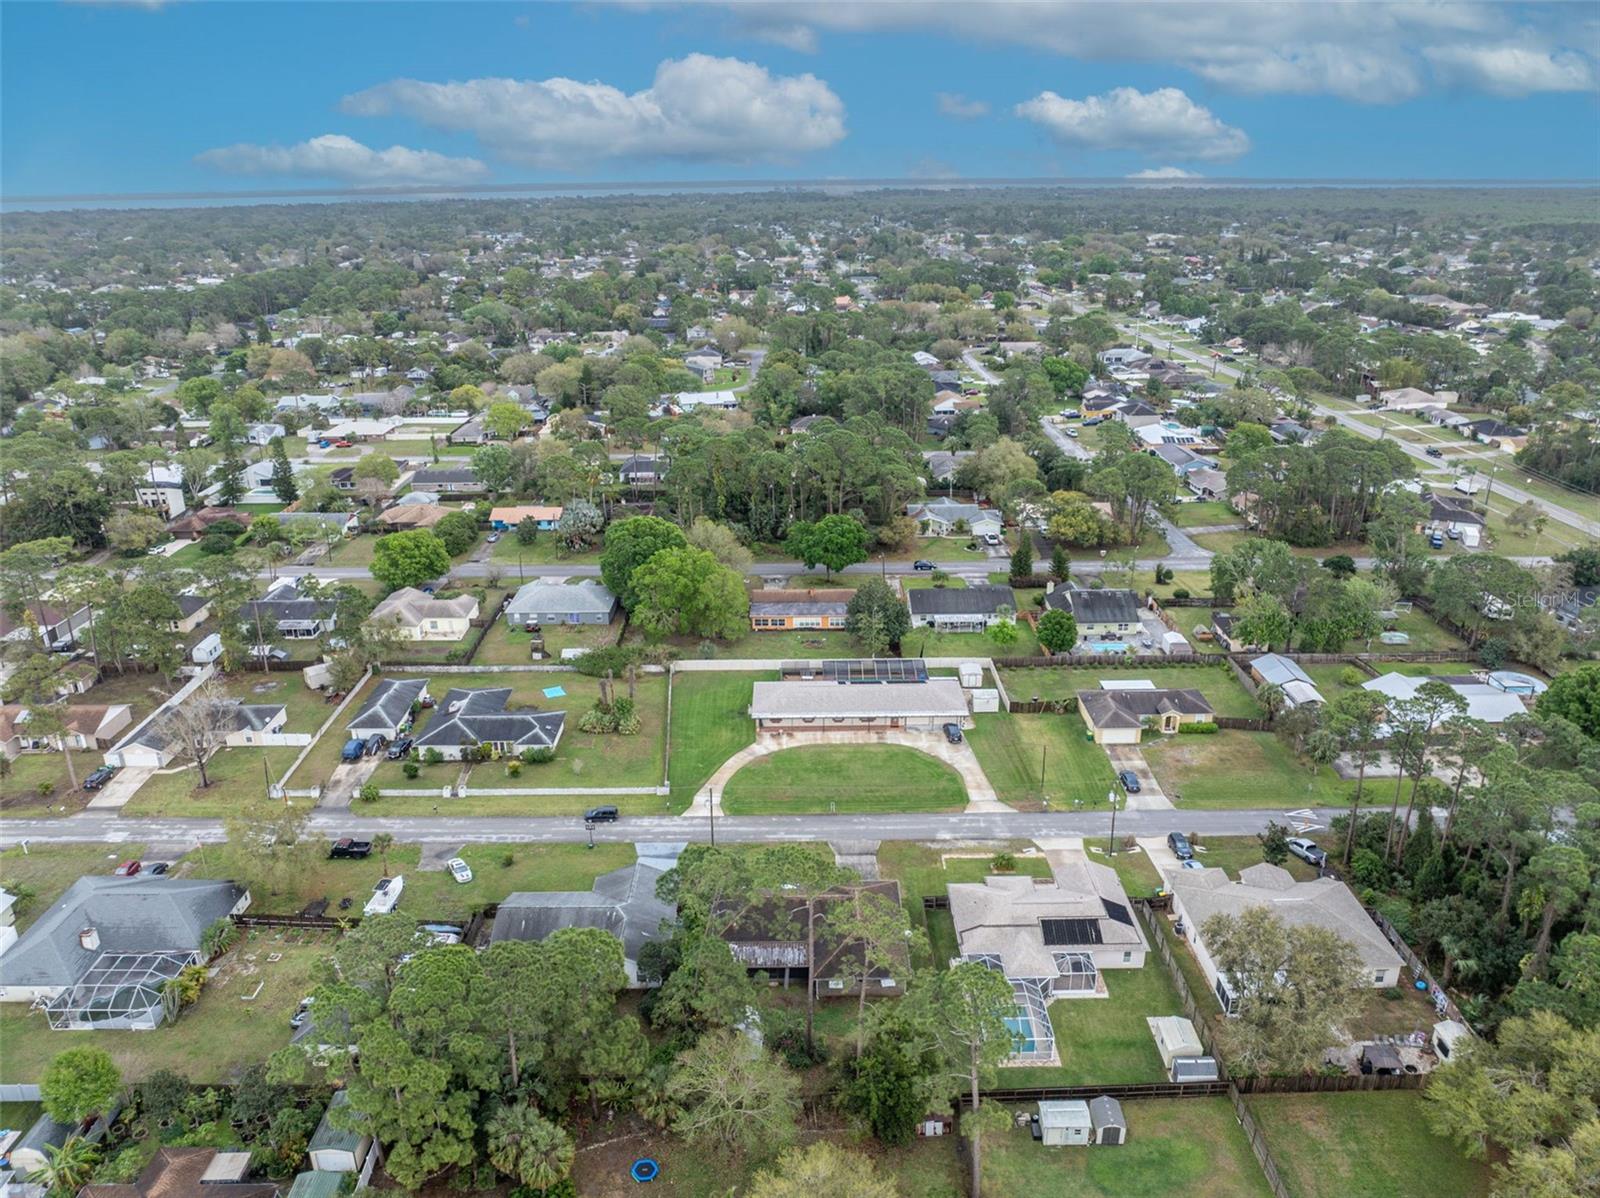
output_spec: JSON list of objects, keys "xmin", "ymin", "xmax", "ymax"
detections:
[
  {"xmin": 307, "ymin": 1092, "xmax": 370, "ymax": 1172},
  {"xmin": 1171, "ymin": 1056, "xmax": 1220, "ymax": 1083},
  {"xmin": 286, "ymin": 1173, "xmax": 344, "ymax": 1198},
  {"xmin": 1037, "ymin": 1100, "xmax": 1092, "ymax": 1146},
  {"xmin": 1149, "ymin": 1015, "xmax": 1205, "ymax": 1068},
  {"xmin": 1089, "ymin": 1096, "xmax": 1126, "ymax": 1145}
]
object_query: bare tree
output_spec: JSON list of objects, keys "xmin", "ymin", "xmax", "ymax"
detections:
[{"xmin": 150, "ymin": 675, "xmax": 236, "ymax": 789}]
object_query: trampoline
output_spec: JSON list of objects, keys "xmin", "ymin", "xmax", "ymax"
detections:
[{"xmin": 630, "ymin": 1158, "xmax": 659, "ymax": 1183}]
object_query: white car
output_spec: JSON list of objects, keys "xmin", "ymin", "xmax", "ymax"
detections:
[
  {"xmin": 1285, "ymin": 838, "xmax": 1327, "ymax": 868},
  {"xmin": 447, "ymin": 857, "xmax": 473, "ymax": 884},
  {"xmin": 363, "ymin": 874, "xmax": 404, "ymax": 916}
]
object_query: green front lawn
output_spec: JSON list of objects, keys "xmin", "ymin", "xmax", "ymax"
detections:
[
  {"xmin": 0, "ymin": 753, "xmax": 82, "ymax": 814},
  {"xmin": 1000, "ymin": 663, "xmax": 1262, "ymax": 717},
  {"xmin": 400, "ymin": 842, "xmax": 635, "ymax": 918},
  {"xmin": 666, "ymin": 670, "xmax": 766, "ymax": 803},
  {"xmin": 122, "ymin": 747, "xmax": 305, "ymax": 817},
  {"xmin": 877, "ymin": 841, "xmax": 1049, "ymax": 968},
  {"xmin": 706, "ymin": 627, "xmax": 859, "ymax": 660},
  {"xmin": 487, "ymin": 535, "xmax": 603, "ymax": 567},
  {"xmin": 0, "ymin": 931, "xmax": 331, "ymax": 1083},
  {"xmin": 1247, "ymin": 1093, "xmax": 1491, "ymax": 1198},
  {"xmin": 1187, "ymin": 835, "xmax": 1319, "ymax": 881},
  {"xmin": 982, "ymin": 1099, "xmax": 1274, "ymax": 1198},
  {"xmin": 0, "ymin": 843, "xmax": 146, "ymax": 932},
  {"xmin": 720, "ymin": 744, "xmax": 968, "ymax": 814},
  {"xmin": 965, "ymin": 709, "xmax": 1118, "ymax": 810},
  {"xmin": 1168, "ymin": 500, "xmax": 1238, "ymax": 528},
  {"xmin": 1003, "ymin": 965, "xmax": 1188, "ymax": 1088},
  {"xmin": 1141, "ymin": 732, "xmax": 1355, "ymax": 810}
]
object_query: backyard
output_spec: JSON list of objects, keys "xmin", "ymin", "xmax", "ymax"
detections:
[
  {"xmin": 981, "ymin": 1099, "xmax": 1274, "ymax": 1198},
  {"xmin": 720, "ymin": 744, "xmax": 969, "ymax": 814},
  {"xmin": 1002, "ymin": 963, "xmax": 1189, "ymax": 1088},
  {"xmin": 965, "ymin": 708, "xmax": 1119, "ymax": 809},
  {"xmin": 1247, "ymin": 1092, "xmax": 1491, "ymax": 1198},
  {"xmin": 999, "ymin": 663, "xmax": 1263, "ymax": 717}
]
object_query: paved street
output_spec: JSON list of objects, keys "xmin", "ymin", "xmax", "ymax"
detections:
[{"xmin": 0, "ymin": 807, "xmax": 1344, "ymax": 848}]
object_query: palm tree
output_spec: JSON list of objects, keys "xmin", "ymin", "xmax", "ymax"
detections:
[
  {"xmin": 485, "ymin": 1104, "xmax": 574, "ymax": 1191},
  {"xmin": 371, "ymin": 833, "xmax": 395, "ymax": 878},
  {"xmin": 29, "ymin": 1136, "xmax": 100, "ymax": 1196}
]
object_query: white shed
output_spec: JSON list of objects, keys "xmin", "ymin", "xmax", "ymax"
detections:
[
  {"xmin": 1037, "ymin": 1100, "xmax": 1092, "ymax": 1147},
  {"xmin": 1433, "ymin": 1020, "xmax": 1472, "ymax": 1064},
  {"xmin": 958, "ymin": 662, "xmax": 984, "ymax": 688},
  {"xmin": 192, "ymin": 633, "xmax": 223, "ymax": 664},
  {"xmin": 1161, "ymin": 630, "xmax": 1190, "ymax": 654},
  {"xmin": 1149, "ymin": 1015, "xmax": 1205, "ymax": 1068},
  {"xmin": 969, "ymin": 688, "xmax": 1000, "ymax": 713}
]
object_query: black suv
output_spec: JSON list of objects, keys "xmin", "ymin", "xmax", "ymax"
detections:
[
  {"xmin": 1167, "ymin": 831, "xmax": 1194, "ymax": 860},
  {"xmin": 584, "ymin": 806, "xmax": 619, "ymax": 823},
  {"xmin": 385, "ymin": 737, "xmax": 414, "ymax": 760},
  {"xmin": 83, "ymin": 766, "xmax": 117, "ymax": 790}
]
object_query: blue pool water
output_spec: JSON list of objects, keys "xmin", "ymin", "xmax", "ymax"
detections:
[
  {"xmin": 1088, "ymin": 641, "xmax": 1129, "ymax": 653},
  {"xmin": 1004, "ymin": 1012, "xmax": 1037, "ymax": 1053}
]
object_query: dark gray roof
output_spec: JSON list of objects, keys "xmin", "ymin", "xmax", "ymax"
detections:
[
  {"xmin": 1089, "ymin": 1095, "xmax": 1125, "ymax": 1128},
  {"xmin": 131, "ymin": 702, "xmax": 285, "ymax": 753},
  {"xmin": 1045, "ymin": 587, "xmax": 1141, "ymax": 624},
  {"xmin": 0, "ymin": 876, "xmax": 245, "ymax": 989},
  {"xmin": 347, "ymin": 678, "xmax": 427, "ymax": 735},
  {"xmin": 1078, "ymin": 688, "xmax": 1214, "ymax": 730},
  {"xmin": 413, "ymin": 687, "xmax": 565, "ymax": 751},
  {"xmin": 175, "ymin": 594, "xmax": 210, "ymax": 617},
  {"xmin": 490, "ymin": 863, "xmax": 674, "ymax": 966},
  {"xmin": 1427, "ymin": 492, "xmax": 1485, "ymax": 526},
  {"xmin": 907, "ymin": 584, "xmax": 1015, "ymax": 617},
  {"xmin": 506, "ymin": 581, "xmax": 618, "ymax": 616},
  {"xmin": 411, "ymin": 467, "xmax": 479, "ymax": 485}
]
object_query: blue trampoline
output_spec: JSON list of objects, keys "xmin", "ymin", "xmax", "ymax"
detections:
[{"xmin": 630, "ymin": 1158, "xmax": 659, "ymax": 1183}]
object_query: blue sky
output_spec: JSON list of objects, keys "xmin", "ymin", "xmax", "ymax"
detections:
[{"xmin": 3, "ymin": 1, "xmax": 1598, "ymax": 196}]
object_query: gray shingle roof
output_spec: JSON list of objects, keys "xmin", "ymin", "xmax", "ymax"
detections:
[
  {"xmin": 1077, "ymin": 688, "xmax": 1213, "ymax": 730},
  {"xmin": 490, "ymin": 863, "xmax": 674, "ymax": 966},
  {"xmin": 346, "ymin": 678, "xmax": 427, "ymax": 735},
  {"xmin": 413, "ymin": 688, "xmax": 565, "ymax": 751},
  {"xmin": 907, "ymin": 584, "xmax": 1015, "ymax": 617},
  {"xmin": 750, "ymin": 679, "xmax": 969, "ymax": 720},
  {"xmin": 506, "ymin": 581, "xmax": 618, "ymax": 616},
  {"xmin": 1045, "ymin": 587, "xmax": 1140, "ymax": 624}
]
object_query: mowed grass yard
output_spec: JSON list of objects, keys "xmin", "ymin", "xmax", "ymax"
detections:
[
  {"xmin": 1141, "ymin": 732, "xmax": 1356, "ymax": 810},
  {"xmin": 0, "ymin": 930, "xmax": 332, "ymax": 1083},
  {"xmin": 1003, "ymin": 964, "xmax": 1188, "ymax": 1088},
  {"xmin": 982, "ymin": 1099, "xmax": 1274, "ymax": 1198},
  {"xmin": 966, "ymin": 708, "xmax": 1118, "ymax": 810},
  {"xmin": 1000, "ymin": 664, "xmax": 1263, "ymax": 717},
  {"xmin": 667, "ymin": 670, "xmax": 766, "ymax": 806},
  {"xmin": 0, "ymin": 843, "xmax": 147, "ymax": 932},
  {"xmin": 1248, "ymin": 1092, "xmax": 1491, "ymax": 1198},
  {"xmin": 720, "ymin": 744, "xmax": 969, "ymax": 814}
]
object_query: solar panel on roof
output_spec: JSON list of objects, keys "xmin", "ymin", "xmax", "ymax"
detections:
[
  {"xmin": 1041, "ymin": 918, "xmax": 1103, "ymax": 946},
  {"xmin": 817, "ymin": 658, "xmax": 929, "ymax": 684},
  {"xmin": 1101, "ymin": 898, "xmax": 1133, "ymax": 926}
]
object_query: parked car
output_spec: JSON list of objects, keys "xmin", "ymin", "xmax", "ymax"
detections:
[
  {"xmin": 147, "ymin": 862, "xmax": 170, "ymax": 875},
  {"xmin": 1060, "ymin": 408, "xmax": 1081, "ymax": 419},
  {"xmin": 333, "ymin": 439, "xmax": 353, "ymax": 448},
  {"xmin": 329, "ymin": 838, "xmax": 373, "ymax": 859},
  {"xmin": 982, "ymin": 532, "xmax": 1002, "ymax": 546},
  {"xmin": 1066, "ymin": 428, "xmax": 1079, "ymax": 439},
  {"xmin": 83, "ymin": 766, "xmax": 117, "ymax": 790},
  {"xmin": 1425, "ymin": 446, "xmax": 1444, "ymax": 458},
  {"xmin": 1181, "ymin": 859, "xmax": 1206, "ymax": 870},
  {"xmin": 340, "ymin": 739, "xmax": 366, "ymax": 763},
  {"xmin": 385, "ymin": 737, "xmax": 414, "ymax": 760},
  {"xmin": 1429, "ymin": 531, "xmax": 1445, "ymax": 549},
  {"xmin": 1446, "ymin": 527, "xmax": 1461, "ymax": 540},
  {"xmin": 447, "ymin": 857, "xmax": 473, "ymax": 884},
  {"xmin": 1082, "ymin": 416, "xmax": 1104, "ymax": 426},
  {"xmin": 942, "ymin": 722, "xmax": 964, "ymax": 744},
  {"xmin": 363, "ymin": 875, "xmax": 404, "ymax": 916},
  {"xmin": 585, "ymin": 805, "xmax": 620, "ymax": 823},
  {"xmin": 912, "ymin": 560, "xmax": 935, "ymax": 571},
  {"xmin": 290, "ymin": 996, "xmax": 314, "ymax": 1029},
  {"xmin": 1117, "ymin": 769, "xmax": 1142, "ymax": 793},
  {"xmin": 486, "ymin": 533, "xmax": 501, "ymax": 543},
  {"xmin": 363, "ymin": 733, "xmax": 387, "ymax": 757},
  {"xmin": 1167, "ymin": 831, "xmax": 1194, "ymax": 860},
  {"xmin": 114, "ymin": 859, "xmax": 142, "ymax": 876},
  {"xmin": 1286, "ymin": 837, "xmax": 1327, "ymax": 867}
]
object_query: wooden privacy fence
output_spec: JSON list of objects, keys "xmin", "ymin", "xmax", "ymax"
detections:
[
  {"xmin": 1229, "ymin": 1084, "xmax": 1292, "ymax": 1198},
  {"xmin": 1134, "ymin": 899, "xmax": 1226, "ymax": 1067},
  {"xmin": 1214, "ymin": 716, "xmax": 1274, "ymax": 731},
  {"xmin": 1233, "ymin": 1073, "xmax": 1424, "ymax": 1094},
  {"xmin": 1368, "ymin": 906, "xmax": 1471, "ymax": 1029}
]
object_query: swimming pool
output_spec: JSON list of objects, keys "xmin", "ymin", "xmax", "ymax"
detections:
[
  {"xmin": 1004, "ymin": 1011, "xmax": 1038, "ymax": 1054},
  {"xmin": 1087, "ymin": 641, "xmax": 1130, "ymax": 653}
]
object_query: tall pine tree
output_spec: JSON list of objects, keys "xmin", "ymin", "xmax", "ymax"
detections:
[
  {"xmin": 268, "ymin": 438, "xmax": 299, "ymax": 503},
  {"xmin": 217, "ymin": 455, "xmax": 246, "ymax": 506}
]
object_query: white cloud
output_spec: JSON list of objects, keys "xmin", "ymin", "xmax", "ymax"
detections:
[
  {"xmin": 196, "ymin": 134, "xmax": 487, "ymax": 185},
  {"xmin": 936, "ymin": 91, "xmax": 989, "ymax": 119},
  {"xmin": 711, "ymin": 2, "xmax": 1598, "ymax": 103},
  {"xmin": 1128, "ymin": 166, "xmax": 1202, "ymax": 179},
  {"xmin": 1424, "ymin": 42, "xmax": 1594, "ymax": 95},
  {"xmin": 341, "ymin": 54, "xmax": 846, "ymax": 169},
  {"xmin": 1016, "ymin": 87, "xmax": 1249, "ymax": 161}
]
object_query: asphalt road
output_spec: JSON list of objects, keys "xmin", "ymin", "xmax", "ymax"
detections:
[{"xmin": 0, "ymin": 807, "xmax": 1347, "ymax": 848}]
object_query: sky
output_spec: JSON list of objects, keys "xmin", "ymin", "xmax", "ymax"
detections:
[{"xmin": 3, "ymin": 0, "xmax": 1599, "ymax": 198}]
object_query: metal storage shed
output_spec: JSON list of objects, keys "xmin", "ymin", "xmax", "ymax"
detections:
[
  {"xmin": 1171, "ymin": 1056, "xmax": 1221, "ymax": 1083},
  {"xmin": 1089, "ymin": 1095, "xmax": 1126, "ymax": 1145},
  {"xmin": 1037, "ymin": 1100, "xmax": 1092, "ymax": 1147},
  {"xmin": 307, "ymin": 1091, "xmax": 371, "ymax": 1172}
]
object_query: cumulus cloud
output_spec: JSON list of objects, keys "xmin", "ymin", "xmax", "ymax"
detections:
[
  {"xmin": 1128, "ymin": 166, "xmax": 1203, "ymax": 179},
  {"xmin": 341, "ymin": 54, "xmax": 846, "ymax": 169},
  {"xmin": 1016, "ymin": 87, "xmax": 1249, "ymax": 161},
  {"xmin": 936, "ymin": 91, "xmax": 990, "ymax": 119},
  {"xmin": 196, "ymin": 134, "xmax": 487, "ymax": 185},
  {"xmin": 710, "ymin": 2, "xmax": 1597, "ymax": 103}
]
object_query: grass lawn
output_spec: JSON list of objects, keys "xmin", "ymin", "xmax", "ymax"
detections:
[
  {"xmin": 877, "ymin": 841, "xmax": 1048, "ymax": 968},
  {"xmin": 0, "ymin": 930, "xmax": 332, "ymax": 1083},
  {"xmin": 904, "ymin": 621, "xmax": 1041, "ymax": 659},
  {"xmin": 1153, "ymin": 908, "xmax": 1225, "ymax": 1020},
  {"xmin": 475, "ymin": 614, "xmax": 619, "ymax": 665},
  {"xmin": 488, "ymin": 535, "xmax": 603, "ymax": 568},
  {"xmin": 1168, "ymin": 500, "xmax": 1239, "ymax": 528},
  {"xmin": 982, "ymin": 1099, "xmax": 1274, "ymax": 1198},
  {"xmin": 910, "ymin": 535, "xmax": 992, "ymax": 562},
  {"xmin": 901, "ymin": 575, "xmax": 968, "ymax": 590},
  {"xmin": 720, "ymin": 744, "xmax": 968, "ymax": 814},
  {"xmin": 1000, "ymin": 663, "xmax": 1261, "ymax": 717},
  {"xmin": 401, "ymin": 842, "xmax": 635, "ymax": 918},
  {"xmin": 0, "ymin": 843, "xmax": 146, "ymax": 932},
  {"xmin": 317, "ymin": 535, "xmax": 378, "ymax": 569},
  {"xmin": 1141, "ymin": 733, "xmax": 1355, "ymax": 810},
  {"xmin": 0, "ymin": 752, "xmax": 84, "ymax": 814},
  {"xmin": 1003, "ymin": 965, "xmax": 1189, "ymax": 1087},
  {"xmin": 666, "ymin": 670, "xmax": 766, "ymax": 805},
  {"xmin": 698, "ymin": 627, "xmax": 859, "ymax": 660},
  {"xmin": 1102, "ymin": 847, "xmax": 1166, "ymax": 900},
  {"xmin": 966, "ymin": 709, "xmax": 1118, "ymax": 810},
  {"xmin": 1187, "ymin": 836, "xmax": 1319, "ymax": 881},
  {"xmin": 1248, "ymin": 1092, "xmax": 1491, "ymax": 1198}
]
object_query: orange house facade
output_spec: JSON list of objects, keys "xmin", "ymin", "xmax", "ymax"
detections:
[{"xmin": 749, "ymin": 589, "xmax": 853, "ymax": 631}]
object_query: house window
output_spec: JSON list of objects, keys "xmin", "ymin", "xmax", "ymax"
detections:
[
  {"xmin": 826, "ymin": 979, "xmax": 846, "ymax": 991},
  {"xmin": 1122, "ymin": 951, "xmax": 1132, "ymax": 963},
  {"xmin": 880, "ymin": 978, "xmax": 896, "ymax": 989},
  {"xmin": 1374, "ymin": 971, "xmax": 1386, "ymax": 985}
]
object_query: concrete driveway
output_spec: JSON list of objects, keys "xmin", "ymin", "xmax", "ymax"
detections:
[
  {"xmin": 320, "ymin": 755, "xmax": 384, "ymax": 809},
  {"xmin": 1136, "ymin": 835, "xmax": 1187, "ymax": 880},
  {"xmin": 1101, "ymin": 745, "xmax": 1174, "ymax": 811},
  {"xmin": 85, "ymin": 767, "xmax": 156, "ymax": 810},
  {"xmin": 685, "ymin": 727, "xmax": 1006, "ymax": 816}
]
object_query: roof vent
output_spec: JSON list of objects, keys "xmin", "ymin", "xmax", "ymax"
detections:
[{"xmin": 79, "ymin": 925, "xmax": 100, "ymax": 952}]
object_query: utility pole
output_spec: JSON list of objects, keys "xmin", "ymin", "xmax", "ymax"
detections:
[
  {"xmin": 1039, "ymin": 744, "xmax": 1047, "ymax": 793},
  {"xmin": 1107, "ymin": 790, "xmax": 1121, "ymax": 857},
  {"xmin": 708, "ymin": 788, "xmax": 716, "ymax": 847}
]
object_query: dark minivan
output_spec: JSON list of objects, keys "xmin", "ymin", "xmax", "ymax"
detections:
[
  {"xmin": 584, "ymin": 806, "xmax": 620, "ymax": 823},
  {"xmin": 1167, "ymin": 831, "xmax": 1194, "ymax": 861}
]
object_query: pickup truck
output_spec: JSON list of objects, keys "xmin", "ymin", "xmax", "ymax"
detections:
[
  {"xmin": 329, "ymin": 838, "xmax": 373, "ymax": 859},
  {"xmin": 340, "ymin": 739, "xmax": 366, "ymax": 762}
]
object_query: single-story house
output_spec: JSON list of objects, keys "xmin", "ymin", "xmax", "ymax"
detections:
[
  {"xmin": 1378, "ymin": 386, "xmax": 1455, "ymax": 411},
  {"xmin": 667, "ymin": 389, "xmax": 739, "ymax": 411},
  {"xmin": 114, "ymin": 700, "xmax": 300, "ymax": 770},
  {"xmin": 949, "ymin": 860, "xmax": 1148, "ymax": 995},
  {"xmin": 505, "ymin": 581, "xmax": 618, "ymax": 626},
  {"xmin": 907, "ymin": 584, "xmax": 1017, "ymax": 632},
  {"xmin": 134, "ymin": 479, "xmax": 188, "ymax": 519},
  {"xmin": 1361, "ymin": 671, "xmax": 1527, "ymax": 725},
  {"xmin": 490, "ymin": 861, "xmax": 675, "ymax": 986},
  {"xmin": 320, "ymin": 418, "xmax": 403, "ymax": 442},
  {"xmin": 920, "ymin": 450, "xmax": 974, "ymax": 485},
  {"xmin": 716, "ymin": 881, "xmax": 909, "ymax": 998},
  {"xmin": 1248, "ymin": 653, "xmax": 1326, "ymax": 708},
  {"xmin": 617, "ymin": 455, "xmax": 667, "ymax": 485},
  {"xmin": 167, "ymin": 594, "xmax": 213, "ymax": 635},
  {"xmin": 905, "ymin": 498, "xmax": 1002, "ymax": 538},
  {"xmin": 749, "ymin": 678, "xmax": 969, "ymax": 733},
  {"xmin": 240, "ymin": 578, "xmax": 337, "ymax": 639},
  {"xmin": 378, "ymin": 503, "xmax": 449, "ymax": 529},
  {"xmin": 1463, "ymin": 418, "xmax": 1528, "ymax": 450},
  {"xmin": 0, "ymin": 704, "xmax": 133, "ymax": 760},
  {"xmin": 1076, "ymin": 685, "xmax": 1214, "ymax": 744},
  {"xmin": 1170, "ymin": 864, "xmax": 1404, "ymax": 1010},
  {"xmin": 749, "ymin": 589, "xmax": 852, "ymax": 631},
  {"xmin": 410, "ymin": 467, "xmax": 483, "ymax": 494},
  {"xmin": 0, "ymin": 876, "xmax": 249, "ymax": 1015},
  {"xmin": 0, "ymin": 602, "xmax": 92, "ymax": 651},
  {"xmin": 346, "ymin": 677, "xmax": 429, "ymax": 740},
  {"xmin": 246, "ymin": 421, "xmax": 288, "ymax": 446},
  {"xmin": 447, "ymin": 416, "xmax": 487, "ymax": 445},
  {"xmin": 1043, "ymin": 586, "xmax": 1141, "ymax": 643},
  {"xmin": 412, "ymin": 687, "xmax": 565, "ymax": 761},
  {"xmin": 368, "ymin": 588, "xmax": 479, "ymax": 641},
  {"xmin": 306, "ymin": 1091, "xmax": 371, "ymax": 1173},
  {"xmin": 1425, "ymin": 492, "xmax": 1485, "ymax": 542},
  {"xmin": 167, "ymin": 507, "xmax": 253, "ymax": 541},
  {"xmin": 489, "ymin": 504, "xmax": 563, "ymax": 531},
  {"xmin": 1186, "ymin": 467, "xmax": 1229, "ymax": 501},
  {"xmin": 81, "ymin": 1147, "xmax": 279, "ymax": 1198}
]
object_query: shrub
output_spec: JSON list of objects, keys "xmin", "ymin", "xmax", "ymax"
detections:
[
  {"xmin": 423, "ymin": 748, "xmax": 444, "ymax": 765},
  {"xmin": 696, "ymin": 639, "xmax": 719, "ymax": 659},
  {"xmin": 505, "ymin": 760, "xmax": 522, "ymax": 778},
  {"xmin": 521, "ymin": 747, "xmax": 555, "ymax": 764},
  {"xmin": 167, "ymin": 964, "xmax": 207, "ymax": 1008},
  {"xmin": 1172, "ymin": 588, "xmax": 1190, "ymax": 600},
  {"xmin": 500, "ymin": 851, "xmax": 515, "ymax": 868},
  {"xmin": 1176, "ymin": 721, "xmax": 1219, "ymax": 734},
  {"xmin": 38, "ymin": 781, "xmax": 54, "ymax": 798},
  {"xmin": 201, "ymin": 918, "xmax": 238, "ymax": 959},
  {"xmin": 402, "ymin": 761, "xmax": 420, "ymax": 779},
  {"xmin": 357, "ymin": 781, "xmax": 380, "ymax": 804},
  {"xmin": 1339, "ymin": 666, "xmax": 1367, "ymax": 687},
  {"xmin": 573, "ymin": 644, "xmax": 648, "ymax": 677},
  {"xmin": 990, "ymin": 852, "xmax": 1017, "ymax": 873}
]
